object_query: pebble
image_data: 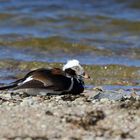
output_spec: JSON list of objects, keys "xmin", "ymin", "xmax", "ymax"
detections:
[{"xmin": 89, "ymin": 89, "xmax": 140, "ymax": 101}]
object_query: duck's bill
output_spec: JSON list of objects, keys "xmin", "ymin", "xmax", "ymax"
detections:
[{"xmin": 83, "ymin": 72, "xmax": 90, "ymax": 79}]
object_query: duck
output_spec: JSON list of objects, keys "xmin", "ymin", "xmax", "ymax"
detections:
[{"xmin": 0, "ymin": 59, "xmax": 90, "ymax": 95}]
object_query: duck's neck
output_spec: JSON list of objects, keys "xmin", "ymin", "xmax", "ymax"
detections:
[
  {"xmin": 75, "ymin": 75, "xmax": 84, "ymax": 85},
  {"xmin": 65, "ymin": 72, "xmax": 84, "ymax": 85}
]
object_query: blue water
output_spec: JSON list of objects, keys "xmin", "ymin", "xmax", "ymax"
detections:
[{"xmin": 0, "ymin": 0, "xmax": 139, "ymax": 66}]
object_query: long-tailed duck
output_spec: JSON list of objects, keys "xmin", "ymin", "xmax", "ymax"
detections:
[{"xmin": 0, "ymin": 60, "xmax": 90, "ymax": 95}]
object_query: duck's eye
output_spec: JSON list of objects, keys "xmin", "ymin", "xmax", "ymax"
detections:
[
  {"xmin": 74, "ymin": 66, "xmax": 80, "ymax": 70},
  {"xmin": 73, "ymin": 66, "xmax": 84, "ymax": 75}
]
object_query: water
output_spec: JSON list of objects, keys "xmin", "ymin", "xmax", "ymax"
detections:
[{"xmin": 0, "ymin": 0, "xmax": 139, "ymax": 89}]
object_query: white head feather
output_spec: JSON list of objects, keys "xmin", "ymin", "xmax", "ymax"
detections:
[
  {"xmin": 63, "ymin": 59, "xmax": 80, "ymax": 71},
  {"xmin": 63, "ymin": 59, "xmax": 84, "ymax": 76}
]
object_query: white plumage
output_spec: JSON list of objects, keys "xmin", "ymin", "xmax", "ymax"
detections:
[{"xmin": 63, "ymin": 59, "xmax": 80, "ymax": 71}]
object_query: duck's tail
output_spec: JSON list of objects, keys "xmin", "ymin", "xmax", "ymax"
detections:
[
  {"xmin": 0, "ymin": 79, "xmax": 23, "ymax": 91},
  {"xmin": 0, "ymin": 83, "xmax": 18, "ymax": 90}
]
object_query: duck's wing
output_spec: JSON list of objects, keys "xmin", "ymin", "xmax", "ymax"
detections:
[{"xmin": 0, "ymin": 68, "xmax": 72, "ymax": 91}]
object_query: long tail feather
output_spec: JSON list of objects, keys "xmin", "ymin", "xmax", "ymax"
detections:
[
  {"xmin": 0, "ymin": 83, "xmax": 18, "ymax": 90},
  {"xmin": 0, "ymin": 78, "xmax": 25, "ymax": 91}
]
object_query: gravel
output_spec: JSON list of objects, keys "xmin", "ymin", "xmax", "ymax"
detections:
[{"xmin": 0, "ymin": 89, "xmax": 139, "ymax": 140}]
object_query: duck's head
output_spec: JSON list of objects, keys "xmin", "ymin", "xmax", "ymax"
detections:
[{"xmin": 63, "ymin": 59, "xmax": 90, "ymax": 79}]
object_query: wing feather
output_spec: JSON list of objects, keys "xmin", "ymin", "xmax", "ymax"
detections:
[{"xmin": 13, "ymin": 68, "xmax": 71, "ymax": 91}]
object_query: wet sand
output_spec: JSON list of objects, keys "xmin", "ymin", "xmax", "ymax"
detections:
[{"xmin": 0, "ymin": 90, "xmax": 139, "ymax": 140}]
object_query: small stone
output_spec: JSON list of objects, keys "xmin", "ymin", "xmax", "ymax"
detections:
[
  {"xmin": 24, "ymin": 138, "xmax": 32, "ymax": 140},
  {"xmin": 15, "ymin": 137, "xmax": 22, "ymax": 140},
  {"xmin": 20, "ymin": 98, "xmax": 35, "ymax": 106},
  {"xmin": 100, "ymin": 98, "xmax": 109, "ymax": 103}
]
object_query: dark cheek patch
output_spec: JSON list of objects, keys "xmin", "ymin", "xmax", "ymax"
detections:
[{"xmin": 65, "ymin": 68, "xmax": 76, "ymax": 76}]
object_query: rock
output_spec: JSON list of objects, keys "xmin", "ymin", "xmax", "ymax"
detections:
[
  {"xmin": 20, "ymin": 97, "xmax": 38, "ymax": 106},
  {"xmin": 89, "ymin": 89, "xmax": 140, "ymax": 101}
]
